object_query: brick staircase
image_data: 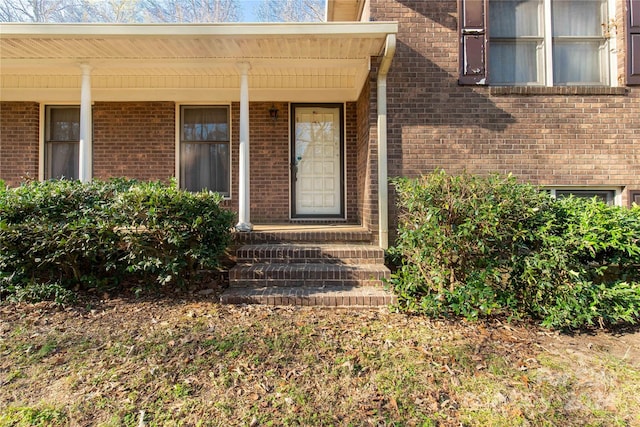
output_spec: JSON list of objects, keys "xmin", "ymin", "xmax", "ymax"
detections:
[{"xmin": 220, "ymin": 225, "xmax": 396, "ymax": 307}]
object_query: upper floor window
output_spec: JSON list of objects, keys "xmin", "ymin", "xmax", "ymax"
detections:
[
  {"xmin": 458, "ymin": 0, "xmax": 640, "ymax": 86},
  {"xmin": 489, "ymin": 0, "xmax": 609, "ymax": 86},
  {"xmin": 45, "ymin": 106, "xmax": 80, "ymax": 180},
  {"xmin": 179, "ymin": 106, "xmax": 230, "ymax": 196}
]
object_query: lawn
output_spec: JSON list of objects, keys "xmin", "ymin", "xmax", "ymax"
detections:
[{"xmin": 1, "ymin": 296, "xmax": 639, "ymax": 426}]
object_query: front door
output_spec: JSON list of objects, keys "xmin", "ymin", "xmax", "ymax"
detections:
[{"xmin": 291, "ymin": 105, "xmax": 344, "ymax": 218}]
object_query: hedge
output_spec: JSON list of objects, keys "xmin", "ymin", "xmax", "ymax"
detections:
[
  {"xmin": 0, "ymin": 179, "xmax": 235, "ymax": 303},
  {"xmin": 389, "ymin": 171, "xmax": 640, "ymax": 329}
]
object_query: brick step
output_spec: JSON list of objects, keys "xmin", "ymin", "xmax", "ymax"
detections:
[
  {"xmin": 233, "ymin": 228, "xmax": 374, "ymax": 244},
  {"xmin": 220, "ymin": 286, "xmax": 397, "ymax": 307},
  {"xmin": 228, "ymin": 263, "xmax": 390, "ymax": 288},
  {"xmin": 235, "ymin": 244, "xmax": 385, "ymax": 264}
]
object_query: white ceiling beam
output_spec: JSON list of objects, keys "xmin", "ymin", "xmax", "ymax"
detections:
[
  {"xmin": 0, "ymin": 58, "xmax": 368, "ymax": 72},
  {"xmin": 0, "ymin": 87, "xmax": 361, "ymax": 103}
]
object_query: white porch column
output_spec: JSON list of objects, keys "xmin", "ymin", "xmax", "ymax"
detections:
[
  {"xmin": 235, "ymin": 62, "xmax": 253, "ymax": 232},
  {"xmin": 79, "ymin": 64, "xmax": 93, "ymax": 183}
]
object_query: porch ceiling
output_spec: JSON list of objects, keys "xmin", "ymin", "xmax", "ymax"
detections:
[{"xmin": 0, "ymin": 22, "xmax": 397, "ymax": 102}]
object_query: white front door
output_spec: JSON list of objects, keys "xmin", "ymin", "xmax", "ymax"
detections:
[{"xmin": 292, "ymin": 105, "xmax": 343, "ymax": 217}]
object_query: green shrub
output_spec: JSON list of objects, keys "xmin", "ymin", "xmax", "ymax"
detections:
[
  {"xmin": 390, "ymin": 171, "xmax": 552, "ymax": 318},
  {"xmin": 0, "ymin": 179, "xmax": 235, "ymax": 302},
  {"xmin": 531, "ymin": 197, "xmax": 640, "ymax": 328},
  {"xmin": 3, "ymin": 281, "xmax": 77, "ymax": 306},
  {"xmin": 390, "ymin": 171, "xmax": 640, "ymax": 328}
]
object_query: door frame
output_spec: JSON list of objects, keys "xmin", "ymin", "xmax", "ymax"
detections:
[{"xmin": 290, "ymin": 103, "xmax": 345, "ymax": 219}]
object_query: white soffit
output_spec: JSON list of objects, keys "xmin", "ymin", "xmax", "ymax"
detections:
[
  {"xmin": 0, "ymin": 22, "xmax": 397, "ymax": 102},
  {"xmin": 327, "ymin": 0, "xmax": 367, "ymax": 22}
]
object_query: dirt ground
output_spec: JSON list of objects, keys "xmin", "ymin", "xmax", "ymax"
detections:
[{"xmin": 1, "ymin": 294, "xmax": 639, "ymax": 426}]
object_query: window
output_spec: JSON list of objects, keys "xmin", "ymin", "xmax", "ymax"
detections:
[
  {"xmin": 458, "ymin": 0, "xmax": 636, "ymax": 86},
  {"xmin": 45, "ymin": 106, "xmax": 80, "ymax": 180},
  {"xmin": 180, "ymin": 106, "xmax": 230, "ymax": 195},
  {"xmin": 551, "ymin": 189, "xmax": 616, "ymax": 205},
  {"xmin": 489, "ymin": 0, "xmax": 609, "ymax": 86}
]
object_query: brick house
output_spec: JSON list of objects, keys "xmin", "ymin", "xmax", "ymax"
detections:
[
  {"xmin": 2, "ymin": 0, "xmax": 640, "ymax": 243},
  {"xmin": 1, "ymin": 1, "xmax": 639, "ymax": 304}
]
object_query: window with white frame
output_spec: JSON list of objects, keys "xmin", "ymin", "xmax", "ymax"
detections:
[
  {"xmin": 550, "ymin": 189, "xmax": 617, "ymax": 205},
  {"xmin": 45, "ymin": 106, "xmax": 80, "ymax": 180},
  {"xmin": 180, "ymin": 106, "xmax": 230, "ymax": 195},
  {"xmin": 488, "ymin": 0, "xmax": 610, "ymax": 86}
]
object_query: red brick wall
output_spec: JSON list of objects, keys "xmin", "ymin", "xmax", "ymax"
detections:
[
  {"xmin": 357, "ymin": 79, "xmax": 377, "ymax": 233},
  {"xmin": 345, "ymin": 102, "xmax": 359, "ymax": 223},
  {"xmin": 0, "ymin": 102, "xmax": 39, "ymax": 186},
  {"xmin": 369, "ymin": 0, "xmax": 640, "ymax": 221},
  {"xmin": 93, "ymin": 102, "xmax": 175, "ymax": 181},
  {"xmin": 246, "ymin": 101, "xmax": 290, "ymax": 222}
]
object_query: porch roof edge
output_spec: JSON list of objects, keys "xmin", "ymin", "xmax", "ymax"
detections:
[{"xmin": 0, "ymin": 22, "xmax": 398, "ymax": 39}]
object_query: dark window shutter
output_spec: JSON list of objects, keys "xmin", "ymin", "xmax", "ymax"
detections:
[
  {"xmin": 458, "ymin": 0, "xmax": 488, "ymax": 85},
  {"xmin": 630, "ymin": 0, "xmax": 640, "ymax": 84}
]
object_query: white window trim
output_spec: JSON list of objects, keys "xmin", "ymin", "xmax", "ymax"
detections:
[
  {"xmin": 607, "ymin": 0, "xmax": 619, "ymax": 87},
  {"xmin": 543, "ymin": 0, "xmax": 554, "ymax": 86},
  {"xmin": 39, "ymin": 103, "xmax": 45, "ymax": 181},
  {"xmin": 40, "ymin": 103, "xmax": 82, "ymax": 181},
  {"xmin": 548, "ymin": 186, "xmax": 622, "ymax": 206},
  {"xmin": 175, "ymin": 103, "xmax": 233, "ymax": 200}
]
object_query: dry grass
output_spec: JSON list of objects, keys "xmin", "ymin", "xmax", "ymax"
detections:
[{"xmin": 1, "ymin": 296, "xmax": 639, "ymax": 426}]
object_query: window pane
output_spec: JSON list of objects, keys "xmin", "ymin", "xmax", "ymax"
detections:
[
  {"xmin": 553, "ymin": 0, "xmax": 604, "ymax": 37},
  {"xmin": 49, "ymin": 107, "xmax": 80, "ymax": 141},
  {"xmin": 489, "ymin": 0, "xmax": 542, "ymax": 37},
  {"xmin": 181, "ymin": 143, "xmax": 229, "ymax": 194},
  {"xmin": 182, "ymin": 107, "xmax": 229, "ymax": 142},
  {"xmin": 489, "ymin": 41, "xmax": 542, "ymax": 84},
  {"xmin": 553, "ymin": 41, "xmax": 605, "ymax": 84},
  {"xmin": 556, "ymin": 190, "xmax": 614, "ymax": 205},
  {"xmin": 46, "ymin": 142, "xmax": 79, "ymax": 180}
]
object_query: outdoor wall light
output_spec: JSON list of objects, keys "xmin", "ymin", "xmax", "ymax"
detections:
[{"xmin": 269, "ymin": 104, "xmax": 279, "ymax": 123}]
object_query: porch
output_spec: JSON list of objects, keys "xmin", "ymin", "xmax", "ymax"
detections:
[{"xmin": 0, "ymin": 22, "xmax": 397, "ymax": 249}]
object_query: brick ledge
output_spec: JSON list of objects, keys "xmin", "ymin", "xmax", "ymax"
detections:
[{"xmin": 490, "ymin": 86, "xmax": 629, "ymax": 96}]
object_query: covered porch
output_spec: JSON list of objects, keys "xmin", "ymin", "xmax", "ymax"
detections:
[{"xmin": 0, "ymin": 22, "xmax": 397, "ymax": 247}]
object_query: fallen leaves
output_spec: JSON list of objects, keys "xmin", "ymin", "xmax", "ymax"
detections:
[{"xmin": 1, "ymin": 297, "xmax": 639, "ymax": 426}]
